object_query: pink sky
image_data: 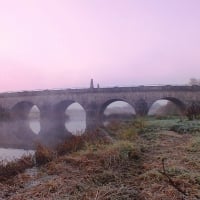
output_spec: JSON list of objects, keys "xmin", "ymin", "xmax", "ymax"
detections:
[{"xmin": 0, "ymin": 0, "xmax": 200, "ymax": 92}]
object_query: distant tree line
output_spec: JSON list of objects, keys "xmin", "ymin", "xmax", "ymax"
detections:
[{"xmin": 189, "ymin": 78, "xmax": 200, "ymax": 86}]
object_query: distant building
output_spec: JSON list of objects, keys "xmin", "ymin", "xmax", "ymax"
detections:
[{"xmin": 90, "ymin": 78, "xmax": 94, "ymax": 89}]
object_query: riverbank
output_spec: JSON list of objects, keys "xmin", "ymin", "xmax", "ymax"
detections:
[{"xmin": 0, "ymin": 119, "xmax": 200, "ymax": 199}]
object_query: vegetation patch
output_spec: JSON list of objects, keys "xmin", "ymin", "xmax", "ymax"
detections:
[
  {"xmin": 187, "ymin": 136, "xmax": 200, "ymax": 152},
  {"xmin": 0, "ymin": 155, "xmax": 34, "ymax": 182},
  {"xmin": 35, "ymin": 143, "xmax": 54, "ymax": 166},
  {"xmin": 138, "ymin": 169, "xmax": 164, "ymax": 182},
  {"xmin": 1, "ymin": 117, "xmax": 200, "ymax": 199}
]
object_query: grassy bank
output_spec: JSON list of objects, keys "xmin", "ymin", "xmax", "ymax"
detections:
[{"xmin": 0, "ymin": 117, "xmax": 200, "ymax": 199}]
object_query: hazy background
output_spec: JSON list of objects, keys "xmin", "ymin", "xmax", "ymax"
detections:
[{"xmin": 0, "ymin": 0, "xmax": 200, "ymax": 92}]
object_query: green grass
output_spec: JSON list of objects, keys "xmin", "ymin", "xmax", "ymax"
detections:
[{"xmin": 139, "ymin": 117, "xmax": 200, "ymax": 134}]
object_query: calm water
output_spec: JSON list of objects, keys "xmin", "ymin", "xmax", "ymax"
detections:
[
  {"xmin": 0, "ymin": 148, "xmax": 34, "ymax": 163},
  {"xmin": 29, "ymin": 112, "xmax": 86, "ymax": 135},
  {"xmin": 0, "ymin": 112, "xmax": 86, "ymax": 162}
]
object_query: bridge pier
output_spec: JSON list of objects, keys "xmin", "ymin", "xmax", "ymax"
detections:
[
  {"xmin": 8, "ymin": 104, "xmax": 38, "ymax": 144},
  {"xmin": 39, "ymin": 105, "xmax": 72, "ymax": 146},
  {"xmin": 85, "ymin": 104, "xmax": 100, "ymax": 131},
  {"xmin": 135, "ymin": 99, "xmax": 149, "ymax": 116}
]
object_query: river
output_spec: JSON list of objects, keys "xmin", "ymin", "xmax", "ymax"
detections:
[{"xmin": 0, "ymin": 113, "xmax": 86, "ymax": 162}]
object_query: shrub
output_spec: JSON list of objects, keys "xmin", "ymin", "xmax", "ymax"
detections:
[
  {"xmin": 56, "ymin": 135, "xmax": 85, "ymax": 155},
  {"xmin": 56, "ymin": 130, "xmax": 111, "ymax": 156},
  {"xmin": 132, "ymin": 118, "xmax": 146, "ymax": 131},
  {"xmin": 186, "ymin": 102, "xmax": 200, "ymax": 120},
  {"xmin": 35, "ymin": 143, "xmax": 54, "ymax": 165},
  {"xmin": 118, "ymin": 127, "xmax": 138, "ymax": 141},
  {"xmin": 105, "ymin": 120, "xmax": 122, "ymax": 131},
  {"xmin": 170, "ymin": 122, "xmax": 200, "ymax": 134}
]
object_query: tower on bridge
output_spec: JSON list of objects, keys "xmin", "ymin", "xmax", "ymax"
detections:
[{"xmin": 90, "ymin": 78, "xmax": 94, "ymax": 89}]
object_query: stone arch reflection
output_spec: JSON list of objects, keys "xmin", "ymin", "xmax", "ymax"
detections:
[
  {"xmin": 28, "ymin": 105, "xmax": 41, "ymax": 134},
  {"xmin": 10, "ymin": 101, "xmax": 39, "ymax": 146},
  {"xmin": 64, "ymin": 102, "xmax": 86, "ymax": 135}
]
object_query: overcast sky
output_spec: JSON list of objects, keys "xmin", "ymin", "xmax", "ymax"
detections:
[{"xmin": 0, "ymin": 0, "xmax": 200, "ymax": 92}]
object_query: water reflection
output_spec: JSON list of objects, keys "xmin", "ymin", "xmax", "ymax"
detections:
[
  {"xmin": 65, "ymin": 103, "xmax": 86, "ymax": 135},
  {"xmin": 28, "ymin": 109, "xmax": 86, "ymax": 136},
  {"xmin": 65, "ymin": 120, "xmax": 86, "ymax": 135},
  {"xmin": 0, "ymin": 148, "xmax": 34, "ymax": 162},
  {"xmin": 29, "ymin": 120, "xmax": 40, "ymax": 134},
  {"xmin": 28, "ymin": 105, "xmax": 40, "ymax": 134},
  {"xmin": 28, "ymin": 101, "xmax": 136, "ymax": 135}
]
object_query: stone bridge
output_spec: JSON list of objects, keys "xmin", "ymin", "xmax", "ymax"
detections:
[{"xmin": 0, "ymin": 85, "xmax": 200, "ymax": 146}]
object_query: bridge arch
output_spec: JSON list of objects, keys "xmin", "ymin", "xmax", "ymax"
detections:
[
  {"xmin": 11, "ymin": 101, "xmax": 41, "ymax": 120},
  {"xmin": 98, "ymin": 99, "xmax": 136, "ymax": 125},
  {"xmin": 148, "ymin": 97, "xmax": 186, "ymax": 116},
  {"xmin": 28, "ymin": 105, "xmax": 41, "ymax": 134},
  {"xmin": 9, "ymin": 101, "xmax": 41, "ymax": 144},
  {"xmin": 134, "ymin": 98, "xmax": 149, "ymax": 116},
  {"xmin": 54, "ymin": 100, "xmax": 86, "ymax": 117},
  {"xmin": 53, "ymin": 100, "xmax": 86, "ymax": 134}
]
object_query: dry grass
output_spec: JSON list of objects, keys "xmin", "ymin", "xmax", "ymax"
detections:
[
  {"xmin": 0, "ymin": 119, "xmax": 200, "ymax": 199},
  {"xmin": 56, "ymin": 135, "xmax": 86, "ymax": 155},
  {"xmin": 187, "ymin": 135, "xmax": 200, "ymax": 152},
  {"xmin": 0, "ymin": 155, "xmax": 34, "ymax": 182},
  {"xmin": 35, "ymin": 143, "xmax": 54, "ymax": 166}
]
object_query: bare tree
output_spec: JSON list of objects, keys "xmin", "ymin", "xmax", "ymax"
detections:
[{"xmin": 186, "ymin": 102, "xmax": 200, "ymax": 120}]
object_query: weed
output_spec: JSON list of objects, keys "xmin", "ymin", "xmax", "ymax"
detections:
[{"xmin": 117, "ymin": 127, "xmax": 138, "ymax": 141}]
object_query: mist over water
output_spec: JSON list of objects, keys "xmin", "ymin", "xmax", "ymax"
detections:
[
  {"xmin": 0, "ymin": 101, "xmax": 136, "ymax": 161},
  {"xmin": 0, "ymin": 109, "xmax": 86, "ymax": 162},
  {"xmin": 27, "ymin": 101, "xmax": 136, "ymax": 136},
  {"xmin": 28, "ymin": 105, "xmax": 40, "ymax": 134},
  {"xmin": 29, "ymin": 120, "xmax": 40, "ymax": 134},
  {"xmin": 29, "ymin": 114, "xmax": 86, "ymax": 135}
]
